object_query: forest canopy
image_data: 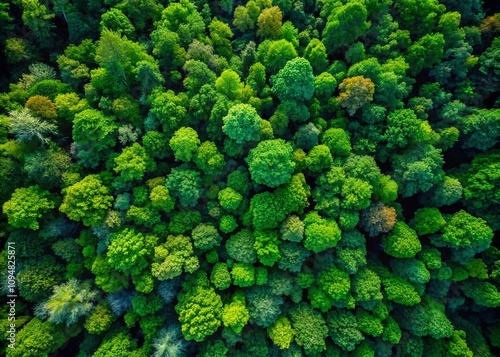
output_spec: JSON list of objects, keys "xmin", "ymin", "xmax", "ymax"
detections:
[{"xmin": 1, "ymin": 0, "xmax": 500, "ymax": 356}]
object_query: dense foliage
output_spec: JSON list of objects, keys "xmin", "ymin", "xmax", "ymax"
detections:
[{"xmin": 1, "ymin": 0, "xmax": 500, "ymax": 356}]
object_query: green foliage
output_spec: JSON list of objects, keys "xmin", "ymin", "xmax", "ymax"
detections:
[
  {"xmin": 323, "ymin": 2, "xmax": 370, "ymax": 52},
  {"xmin": 433, "ymin": 210, "xmax": 493, "ymax": 263},
  {"xmin": 169, "ymin": 127, "xmax": 201, "ymax": 162},
  {"xmin": 107, "ymin": 228, "xmax": 153, "ymax": 276},
  {"xmin": 36, "ymin": 279, "xmax": 97, "ymax": 326},
  {"xmin": 383, "ymin": 222, "xmax": 422, "ymax": 258},
  {"xmin": 114, "ymin": 143, "xmax": 154, "ymax": 181},
  {"xmin": 166, "ymin": 168, "xmax": 202, "ymax": 208},
  {"xmin": 289, "ymin": 303, "xmax": 329, "ymax": 355},
  {"xmin": 304, "ymin": 213, "xmax": 341, "ymax": 253},
  {"xmin": 268, "ymin": 316, "xmax": 294, "ymax": 349},
  {"xmin": 175, "ymin": 272, "xmax": 223, "ymax": 342},
  {"xmin": 222, "ymin": 292, "xmax": 250, "ymax": 334},
  {"xmin": 152, "ymin": 235, "xmax": 199, "ymax": 280},
  {"xmin": 192, "ymin": 223, "xmax": 222, "ymax": 252},
  {"xmin": 60, "ymin": 175, "xmax": 114, "ymax": 226},
  {"xmin": 4, "ymin": 1, "xmax": 500, "ymax": 355},
  {"xmin": 246, "ymin": 139, "xmax": 295, "ymax": 188},
  {"xmin": 254, "ymin": 230, "xmax": 281, "ymax": 267},
  {"xmin": 222, "ymin": 104, "xmax": 262, "ymax": 144},
  {"xmin": 3, "ymin": 185, "xmax": 54, "ymax": 230},
  {"xmin": 413, "ymin": 208, "xmax": 446, "ymax": 236},
  {"xmin": 272, "ymin": 57, "xmax": 314, "ymax": 102}
]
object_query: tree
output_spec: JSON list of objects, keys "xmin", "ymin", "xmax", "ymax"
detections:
[
  {"xmin": 166, "ymin": 168, "xmax": 202, "ymax": 208},
  {"xmin": 175, "ymin": 272, "xmax": 223, "ymax": 342},
  {"xmin": 327, "ymin": 309, "xmax": 364, "ymax": 352},
  {"xmin": 25, "ymin": 95, "xmax": 57, "ymax": 119},
  {"xmin": 215, "ymin": 69, "xmax": 243, "ymax": 100},
  {"xmin": 246, "ymin": 139, "xmax": 295, "ymax": 188},
  {"xmin": 60, "ymin": 175, "xmax": 113, "ymax": 226},
  {"xmin": 383, "ymin": 222, "xmax": 421, "ymax": 258},
  {"xmin": 360, "ymin": 201, "xmax": 397, "ymax": 237},
  {"xmin": 152, "ymin": 235, "xmax": 199, "ymax": 280},
  {"xmin": 20, "ymin": 0, "xmax": 55, "ymax": 46},
  {"xmin": 257, "ymin": 6, "xmax": 282, "ymax": 39},
  {"xmin": 169, "ymin": 127, "xmax": 201, "ymax": 162},
  {"xmin": 268, "ymin": 316, "xmax": 294, "ymax": 349},
  {"xmin": 304, "ymin": 39, "xmax": 328, "ymax": 74},
  {"xmin": 35, "ymin": 279, "xmax": 97, "ymax": 326},
  {"xmin": 222, "ymin": 104, "xmax": 262, "ymax": 144},
  {"xmin": 5, "ymin": 318, "xmax": 69, "ymax": 357},
  {"xmin": 247, "ymin": 286, "xmax": 284, "ymax": 327},
  {"xmin": 72, "ymin": 109, "xmax": 117, "ymax": 152},
  {"xmin": 150, "ymin": 185, "xmax": 175, "ymax": 213},
  {"xmin": 406, "ymin": 33, "xmax": 445, "ymax": 76},
  {"xmin": 114, "ymin": 143, "xmax": 154, "ymax": 181},
  {"xmin": 3, "ymin": 185, "xmax": 54, "ymax": 230},
  {"xmin": 233, "ymin": 5, "xmax": 254, "ymax": 32},
  {"xmin": 432, "ymin": 210, "xmax": 493, "ymax": 263},
  {"xmin": 9, "ymin": 108, "xmax": 58, "ymax": 145},
  {"xmin": 460, "ymin": 151, "xmax": 500, "ymax": 229},
  {"xmin": 289, "ymin": 303, "xmax": 329, "ymax": 355},
  {"xmin": 460, "ymin": 109, "xmax": 500, "ymax": 152},
  {"xmin": 260, "ymin": 39, "xmax": 297, "ymax": 74},
  {"xmin": 24, "ymin": 147, "xmax": 71, "ymax": 189},
  {"xmin": 218, "ymin": 187, "xmax": 242, "ymax": 211},
  {"xmin": 192, "ymin": 223, "xmax": 222, "ymax": 251},
  {"xmin": 395, "ymin": 0, "xmax": 445, "ymax": 37},
  {"xmin": 318, "ymin": 267, "xmax": 351, "ymax": 302},
  {"xmin": 254, "ymin": 230, "xmax": 281, "ymax": 267},
  {"xmin": 152, "ymin": 327, "xmax": 187, "ymax": 357},
  {"xmin": 272, "ymin": 57, "xmax": 314, "ymax": 102},
  {"xmin": 392, "ymin": 144, "xmax": 445, "ymax": 197},
  {"xmin": 412, "ymin": 208, "xmax": 446, "ymax": 236},
  {"xmin": 222, "ymin": 292, "xmax": 250, "ymax": 334},
  {"xmin": 107, "ymin": 228, "xmax": 153, "ymax": 276},
  {"xmin": 100, "ymin": 8, "xmax": 135, "ymax": 38},
  {"xmin": 304, "ymin": 213, "xmax": 342, "ymax": 253},
  {"xmin": 211, "ymin": 263, "xmax": 231, "ymax": 290},
  {"xmin": 337, "ymin": 76, "xmax": 375, "ymax": 115},
  {"xmin": 226, "ymin": 229, "xmax": 257, "ymax": 264},
  {"xmin": 322, "ymin": 2, "xmax": 370, "ymax": 53}
]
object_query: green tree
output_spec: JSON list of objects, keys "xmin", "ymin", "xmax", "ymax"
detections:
[
  {"xmin": 215, "ymin": 69, "xmax": 243, "ymax": 100},
  {"xmin": 432, "ymin": 210, "xmax": 493, "ymax": 263},
  {"xmin": 60, "ymin": 175, "xmax": 114, "ymax": 226},
  {"xmin": 3, "ymin": 185, "xmax": 54, "ymax": 230},
  {"xmin": 322, "ymin": 2, "xmax": 370, "ymax": 53},
  {"xmin": 222, "ymin": 104, "xmax": 262, "ymax": 144},
  {"xmin": 192, "ymin": 223, "xmax": 222, "ymax": 252},
  {"xmin": 107, "ymin": 228, "xmax": 153, "ymax": 276},
  {"xmin": 272, "ymin": 57, "xmax": 314, "ymax": 102},
  {"xmin": 175, "ymin": 272, "xmax": 223, "ymax": 342},
  {"xmin": 9, "ymin": 108, "xmax": 58, "ymax": 145},
  {"xmin": 152, "ymin": 235, "xmax": 199, "ymax": 280},
  {"xmin": 246, "ymin": 139, "xmax": 295, "ymax": 187},
  {"xmin": 222, "ymin": 292, "xmax": 250, "ymax": 334},
  {"xmin": 169, "ymin": 127, "xmax": 201, "ymax": 162},
  {"xmin": 268, "ymin": 316, "xmax": 294, "ymax": 349},
  {"xmin": 72, "ymin": 109, "xmax": 117, "ymax": 151},
  {"xmin": 114, "ymin": 143, "xmax": 155, "ymax": 182},
  {"xmin": 289, "ymin": 303, "xmax": 328, "ymax": 355},
  {"xmin": 383, "ymin": 222, "xmax": 421, "ymax": 258},
  {"xmin": 166, "ymin": 168, "xmax": 202, "ymax": 208},
  {"xmin": 35, "ymin": 279, "xmax": 97, "ymax": 326},
  {"xmin": 406, "ymin": 33, "xmax": 445, "ymax": 76}
]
